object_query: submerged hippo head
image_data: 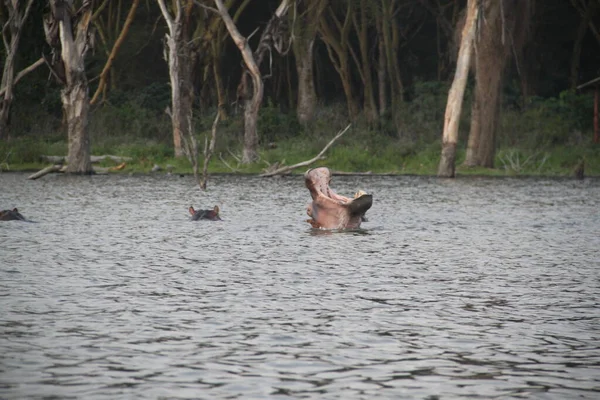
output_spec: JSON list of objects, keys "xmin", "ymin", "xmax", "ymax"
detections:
[
  {"xmin": 304, "ymin": 167, "xmax": 372, "ymax": 229},
  {"xmin": 189, "ymin": 205, "xmax": 222, "ymax": 221},
  {"xmin": 0, "ymin": 208, "xmax": 26, "ymax": 221}
]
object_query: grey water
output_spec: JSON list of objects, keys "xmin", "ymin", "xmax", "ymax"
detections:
[{"xmin": 1, "ymin": 172, "xmax": 599, "ymax": 399}]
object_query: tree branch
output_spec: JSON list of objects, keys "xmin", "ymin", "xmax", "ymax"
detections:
[
  {"xmin": 0, "ymin": 57, "xmax": 44, "ymax": 97},
  {"xmin": 90, "ymin": 0, "xmax": 140, "ymax": 105},
  {"xmin": 156, "ymin": 0, "xmax": 175, "ymax": 31},
  {"xmin": 260, "ymin": 124, "xmax": 351, "ymax": 177}
]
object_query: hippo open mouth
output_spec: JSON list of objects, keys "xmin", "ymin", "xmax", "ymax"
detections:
[{"xmin": 304, "ymin": 167, "xmax": 372, "ymax": 229}]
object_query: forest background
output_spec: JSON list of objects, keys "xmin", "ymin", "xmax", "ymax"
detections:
[{"xmin": 1, "ymin": 0, "xmax": 599, "ymax": 178}]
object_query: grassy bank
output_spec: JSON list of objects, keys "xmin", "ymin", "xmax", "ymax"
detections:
[
  {"xmin": 2, "ymin": 84, "xmax": 598, "ymax": 177},
  {"xmin": 1, "ymin": 131, "xmax": 598, "ymax": 178}
]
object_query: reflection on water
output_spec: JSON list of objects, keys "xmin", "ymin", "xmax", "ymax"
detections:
[{"xmin": 1, "ymin": 172, "xmax": 599, "ymax": 399}]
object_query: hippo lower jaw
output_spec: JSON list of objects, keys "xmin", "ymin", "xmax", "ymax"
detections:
[{"xmin": 305, "ymin": 167, "xmax": 373, "ymax": 230}]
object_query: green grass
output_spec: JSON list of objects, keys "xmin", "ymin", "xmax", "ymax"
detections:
[
  {"xmin": 1, "ymin": 90, "xmax": 598, "ymax": 178},
  {"xmin": 2, "ymin": 131, "xmax": 597, "ymax": 178}
]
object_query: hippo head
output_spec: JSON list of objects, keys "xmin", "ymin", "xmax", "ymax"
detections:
[
  {"xmin": 189, "ymin": 205, "xmax": 222, "ymax": 221},
  {"xmin": 304, "ymin": 167, "xmax": 372, "ymax": 229},
  {"xmin": 0, "ymin": 208, "xmax": 26, "ymax": 221}
]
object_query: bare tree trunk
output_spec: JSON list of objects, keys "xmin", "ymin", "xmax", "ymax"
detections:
[
  {"xmin": 211, "ymin": 40, "xmax": 228, "ymax": 120},
  {"xmin": 240, "ymin": 71, "xmax": 263, "ymax": 163},
  {"xmin": 465, "ymin": 0, "xmax": 531, "ymax": 168},
  {"xmin": 157, "ymin": 0, "xmax": 198, "ymax": 158},
  {"xmin": 62, "ymin": 81, "xmax": 92, "ymax": 172},
  {"xmin": 354, "ymin": 0, "xmax": 378, "ymax": 123},
  {"xmin": 437, "ymin": 0, "xmax": 478, "ymax": 178},
  {"xmin": 376, "ymin": 17, "xmax": 387, "ymax": 117},
  {"xmin": 379, "ymin": 0, "xmax": 404, "ymax": 129},
  {"xmin": 293, "ymin": 0, "xmax": 326, "ymax": 124},
  {"xmin": 464, "ymin": 95, "xmax": 480, "ymax": 166},
  {"xmin": 295, "ymin": 41, "xmax": 317, "ymax": 123},
  {"xmin": 44, "ymin": 0, "xmax": 94, "ymax": 174},
  {"xmin": 0, "ymin": 0, "xmax": 35, "ymax": 139},
  {"xmin": 474, "ymin": 57, "xmax": 504, "ymax": 168},
  {"xmin": 214, "ymin": 0, "xmax": 263, "ymax": 163},
  {"xmin": 167, "ymin": 32, "xmax": 194, "ymax": 158}
]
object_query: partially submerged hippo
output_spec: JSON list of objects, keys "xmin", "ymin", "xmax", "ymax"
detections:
[
  {"xmin": 189, "ymin": 205, "xmax": 222, "ymax": 221},
  {"xmin": 0, "ymin": 208, "xmax": 27, "ymax": 221},
  {"xmin": 305, "ymin": 167, "xmax": 372, "ymax": 229}
]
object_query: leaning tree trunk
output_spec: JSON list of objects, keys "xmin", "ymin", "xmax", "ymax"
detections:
[
  {"xmin": 44, "ymin": 0, "xmax": 94, "ymax": 174},
  {"xmin": 0, "ymin": 0, "xmax": 35, "ymax": 139},
  {"xmin": 216, "ymin": 0, "xmax": 290, "ymax": 163},
  {"xmin": 214, "ymin": 0, "xmax": 263, "ymax": 163},
  {"xmin": 437, "ymin": 0, "xmax": 478, "ymax": 178}
]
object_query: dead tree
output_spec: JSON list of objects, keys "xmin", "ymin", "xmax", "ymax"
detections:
[
  {"xmin": 214, "ymin": 0, "xmax": 291, "ymax": 164},
  {"xmin": 43, "ymin": 0, "xmax": 95, "ymax": 174}
]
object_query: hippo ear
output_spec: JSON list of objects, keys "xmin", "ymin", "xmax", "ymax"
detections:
[
  {"xmin": 12, "ymin": 208, "xmax": 18, "ymax": 212},
  {"xmin": 354, "ymin": 190, "xmax": 367, "ymax": 198},
  {"xmin": 189, "ymin": 206, "xmax": 195, "ymax": 215},
  {"xmin": 214, "ymin": 205, "xmax": 219, "ymax": 215}
]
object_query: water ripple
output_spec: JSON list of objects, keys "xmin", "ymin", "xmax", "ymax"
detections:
[{"xmin": 1, "ymin": 173, "xmax": 599, "ymax": 399}]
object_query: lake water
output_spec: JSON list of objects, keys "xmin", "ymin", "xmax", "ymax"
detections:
[{"xmin": 1, "ymin": 172, "xmax": 599, "ymax": 399}]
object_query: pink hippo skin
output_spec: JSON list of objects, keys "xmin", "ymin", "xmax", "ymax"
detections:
[{"xmin": 304, "ymin": 167, "xmax": 372, "ymax": 229}]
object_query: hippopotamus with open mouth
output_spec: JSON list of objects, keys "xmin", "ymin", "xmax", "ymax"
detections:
[
  {"xmin": 189, "ymin": 205, "xmax": 222, "ymax": 221},
  {"xmin": 304, "ymin": 167, "xmax": 372, "ymax": 229},
  {"xmin": 0, "ymin": 208, "xmax": 27, "ymax": 221}
]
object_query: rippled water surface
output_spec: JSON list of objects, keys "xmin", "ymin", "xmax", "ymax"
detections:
[{"xmin": 1, "ymin": 172, "xmax": 599, "ymax": 399}]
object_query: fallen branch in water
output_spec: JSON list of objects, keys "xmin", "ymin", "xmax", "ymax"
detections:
[
  {"xmin": 27, "ymin": 164, "xmax": 66, "ymax": 180},
  {"xmin": 41, "ymin": 155, "xmax": 132, "ymax": 163},
  {"xmin": 260, "ymin": 123, "xmax": 351, "ymax": 177},
  {"xmin": 28, "ymin": 160, "xmax": 129, "ymax": 180},
  {"xmin": 219, "ymin": 152, "xmax": 239, "ymax": 172}
]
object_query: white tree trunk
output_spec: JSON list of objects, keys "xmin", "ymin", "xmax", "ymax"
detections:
[
  {"xmin": 437, "ymin": 0, "xmax": 478, "ymax": 178},
  {"xmin": 157, "ymin": 0, "xmax": 195, "ymax": 158}
]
